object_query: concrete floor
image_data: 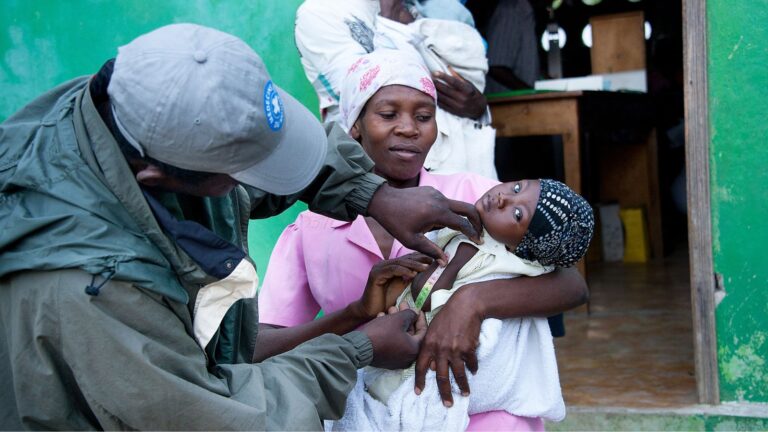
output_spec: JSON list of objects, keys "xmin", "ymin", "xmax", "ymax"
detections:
[{"xmin": 555, "ymin": 248, "xmax": 698, "ymax": 408}]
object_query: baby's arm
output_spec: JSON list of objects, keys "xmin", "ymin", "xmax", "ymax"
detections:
[{"xmin": 409, "ymin": 242, "xmax": 479, "ymax": 311}]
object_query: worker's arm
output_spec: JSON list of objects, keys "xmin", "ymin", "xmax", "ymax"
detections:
[
  {"xmin": 248, "ymin": 123, "xmax": 482, "ymax": 263},
  {"xmin": 41, "ymin": 270, "xmax": 427, "ymax": 430}
]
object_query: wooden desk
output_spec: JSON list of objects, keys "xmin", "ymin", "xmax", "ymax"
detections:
[{"xmin": 489, "ymin": 91, "xmax": 663, "ymax": 259}]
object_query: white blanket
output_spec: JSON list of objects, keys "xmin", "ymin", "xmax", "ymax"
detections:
[{"xmin": 328, "ymin": 316, "xmax": 565, "ymax": 431}]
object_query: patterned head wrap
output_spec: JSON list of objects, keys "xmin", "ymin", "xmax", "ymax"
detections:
[
  {"xmin": 513, "ymin": 179, "xmax": 595, "ymax": 267},
  {"xmin": 339, "ymin": 48, "xmax": 437, "ymax": 132}
]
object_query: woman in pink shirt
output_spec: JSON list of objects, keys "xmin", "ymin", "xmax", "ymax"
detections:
[{"xmin": 256, "ymin": 49, "xmax": 587, "ymax": 430}]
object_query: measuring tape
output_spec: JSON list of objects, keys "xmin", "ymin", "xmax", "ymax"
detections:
[{"xmin": 413, "ymin": 265, "xmax": 447, "ymax": 310}]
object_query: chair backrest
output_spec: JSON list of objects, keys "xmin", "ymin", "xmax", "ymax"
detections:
[{"xmin": 590, "ymin": 11, "xmax": 646, "ymax": 74}]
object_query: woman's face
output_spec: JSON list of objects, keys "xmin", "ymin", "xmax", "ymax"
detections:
[{"xmin": 350, "ymin": 85, "xmax": 437, "ymax": 188}]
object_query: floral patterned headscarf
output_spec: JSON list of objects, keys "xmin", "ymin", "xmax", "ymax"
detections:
[{"xmin": 339, "ymin": 48, "xmax": 437, "ymax": 132}]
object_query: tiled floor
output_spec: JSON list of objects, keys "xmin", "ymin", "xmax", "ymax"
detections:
[{"xmin": 555, "ymin": 248, "xmax": 699, "ymax": 408}]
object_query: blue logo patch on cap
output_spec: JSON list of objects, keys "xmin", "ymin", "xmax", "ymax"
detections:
[{"xmin": 263, "ymin": 81, "xmax": 284, "ymax": 131}]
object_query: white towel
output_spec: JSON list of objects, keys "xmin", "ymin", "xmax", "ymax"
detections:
[{"xmin": 328, "ymin": 316, "xmax": 565, "ymax": 431}]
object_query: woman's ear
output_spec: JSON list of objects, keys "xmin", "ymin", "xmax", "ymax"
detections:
[{"xmin": 350, "ymin": 121, "xmax": 362, "ymax": 141}]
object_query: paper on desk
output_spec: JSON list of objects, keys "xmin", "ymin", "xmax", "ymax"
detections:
[{"xmin": 534, "ymin": 69, "xmax": 646, "ymax": 92}]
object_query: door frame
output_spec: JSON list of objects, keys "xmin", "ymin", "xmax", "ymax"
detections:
[{"xmin": 682, "ymin": 0, "xmax": 720, "ymax": 404}]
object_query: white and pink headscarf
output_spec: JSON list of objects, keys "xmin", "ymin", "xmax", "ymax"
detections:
[{"xmin": 339, "ymin": 48, "xmax": 437, "ymax": 132}]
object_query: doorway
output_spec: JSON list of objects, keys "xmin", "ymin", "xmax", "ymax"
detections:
[{"xmin": 476, "ymin": 0, "xmax": 717, "ymax": 407}]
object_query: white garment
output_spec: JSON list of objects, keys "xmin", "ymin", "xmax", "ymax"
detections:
[
  {"xmin": 295, "ymin": 0, "xmax": 498, "ymax": 179},
  {"xmin": 329, "ymin": 230, "xmax": 566, "ymax": 431}
]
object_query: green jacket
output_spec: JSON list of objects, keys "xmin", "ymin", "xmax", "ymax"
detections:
[{"xmin": 0, "ymin": 76, "xmax": 384, "ymax": 430}]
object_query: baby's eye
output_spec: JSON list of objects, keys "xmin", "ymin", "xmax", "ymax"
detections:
[
  {"xmin": 378, "ymin": 112, "xmax": 396, "ymax": 120},
  {"xmin": 513, "ymin": 183, "xmax": 521, "ymax": 193},
  {"xmin": 416, "ymin": 114, "xmax": 433, "ymax": 122},
  {"xmin": 514, "ymin": 208, "xmax": 522, "ymax": 221}
]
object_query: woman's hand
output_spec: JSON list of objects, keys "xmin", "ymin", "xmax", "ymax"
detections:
[
  {"xmin": 379, "ymin": 0, "xmax": 415, "ymax": 24},
  {"xmin": 351, "ymin": 253, "xmax": 433, "ymax": 320},
  {"xmin": 414, "ymin": 285, "xmax": 482, "ymax": 407}
]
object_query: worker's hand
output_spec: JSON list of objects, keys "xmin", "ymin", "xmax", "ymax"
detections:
[
  {"xmin": 414, "ymin": 286, "xmax": 482, "ymax": 407},
  {"xmin": 367, "ymin": 184, "xmax": 483, "ymax": 266},
  {"xmin": 432, "ymin": 69, "xmax": 488, "ymax": 120},
  {"xmin": 361, "ymin": 309, "xmax": 427, "ymax": 369},
  {"xmin": 351, "ymin": 253, "xmax": 433, "ymax": 320}
]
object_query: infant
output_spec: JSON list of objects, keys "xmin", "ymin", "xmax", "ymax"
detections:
[{"xmin": 330, "ymin": 179, "xmax": 595, "ymax": 431}]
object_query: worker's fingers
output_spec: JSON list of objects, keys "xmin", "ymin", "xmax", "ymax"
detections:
[
  {"xmin": 405, "ymin": 233, "xmax": 449, "ymax": 267},
  {"xmin": 427, "ymin": 198, "xmax": 482, "ymax": 245},
  {"xmin": 447, "ymin": 199, "xmax": 483, "ymax": 244}
]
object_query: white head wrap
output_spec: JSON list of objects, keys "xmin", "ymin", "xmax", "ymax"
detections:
[{"xmin": 339, "ymin": 48, "xmax": 437, "ymax": 132}]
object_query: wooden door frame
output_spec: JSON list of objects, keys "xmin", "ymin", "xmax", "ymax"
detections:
[{"xmin": 683, "ymin": 0, "xmax": 720, "ymax": 404}]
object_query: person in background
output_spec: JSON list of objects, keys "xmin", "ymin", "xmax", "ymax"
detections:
[
  {"xmin": 295, "ymin": 0, "xmax": 499, "ymax": 179},
  {"xmin": 469, "ymin": 0, "xmax": 541, "ymax": 92},
  {"xmin": 0, "ymin": 24, "xmax": 489, "ymax": 430},
  {"xmin": 258, "ymin": 48, "xmax": 588, "ymax": 431}
]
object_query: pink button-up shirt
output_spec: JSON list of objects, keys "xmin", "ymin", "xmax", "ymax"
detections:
[{"xmin": 259, "ymin": 169, "xmax": 544, "ymax": 431}]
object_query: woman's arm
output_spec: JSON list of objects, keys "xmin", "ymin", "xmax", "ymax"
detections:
[
  {"xmin": 253, "ymin": 254, "xmax": 431, "ymax": 363},
  {"xmin": 414, "ymin": 266, "xmax": 588, "ymax": 406},
  {"xmin": 253, "ymin": 309, "xmax": 371, "ymax": 363},
  {"xmin": 460, "ymin": 266, "xmax": 589, "ymax": 319}
]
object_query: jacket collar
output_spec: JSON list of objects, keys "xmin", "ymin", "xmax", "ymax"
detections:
[{"xmin": 75, "ymin": 82, "xmax": 213, "ymax": 302}]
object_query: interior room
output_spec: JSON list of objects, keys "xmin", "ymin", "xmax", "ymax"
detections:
[{"xmin": 466, "ymin": 0, "xmax": 695, "ymax": 408}]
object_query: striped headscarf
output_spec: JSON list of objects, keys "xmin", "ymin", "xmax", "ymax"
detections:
[{"xmin": 339, "ymin": 48, "xmax": 437, "ymax": 132}]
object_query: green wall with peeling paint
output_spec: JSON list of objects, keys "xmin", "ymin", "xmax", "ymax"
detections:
[
  {"xmin": 0, "ymin": 0, "xmax": 314, "ymax": 281},
  {"xmin": 708, "ymin": 1, "xmax": 768, "ymax": 403}
]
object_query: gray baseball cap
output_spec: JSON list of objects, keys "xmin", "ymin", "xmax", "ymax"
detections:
[{"xmin": 107, "ymin": 23, "xmax": 326, "ymax": 195}]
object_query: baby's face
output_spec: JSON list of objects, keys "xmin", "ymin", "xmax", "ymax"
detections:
[{"xmin": 474, "ymin": 179, "xmax": 541, "ymax": 250}]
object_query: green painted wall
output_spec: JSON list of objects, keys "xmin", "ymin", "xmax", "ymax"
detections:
[
  {"xmin": 708, "ymin": 1, "xmax": 768, "ymax": 403},
  {"xmin": 1, "ymin": 1, "xmax": 315, "ymax": 281}
]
